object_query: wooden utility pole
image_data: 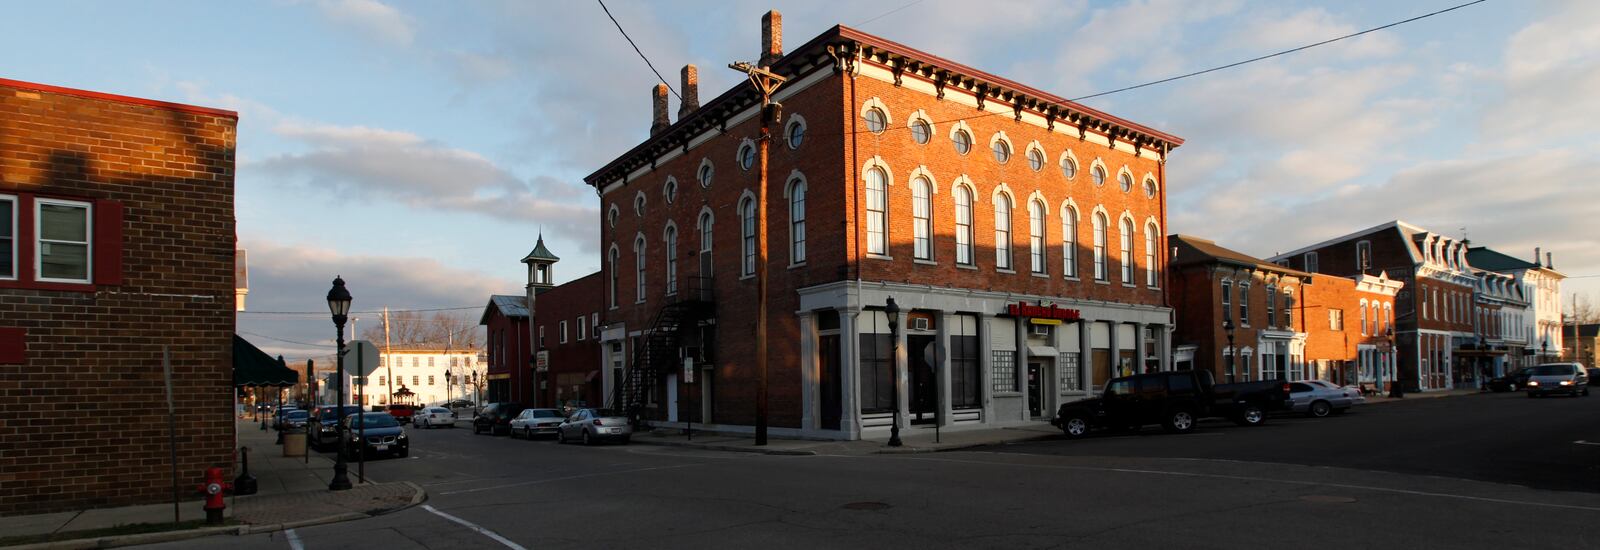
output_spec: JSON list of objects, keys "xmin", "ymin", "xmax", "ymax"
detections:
[{"xmin": 729, "ymin": 60, "xmax": 786, "ymax": 446}]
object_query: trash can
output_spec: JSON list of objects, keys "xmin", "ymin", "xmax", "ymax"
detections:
[{"xmin": 282, "ymin": 430, "xmax": 307, "ymax": 457}]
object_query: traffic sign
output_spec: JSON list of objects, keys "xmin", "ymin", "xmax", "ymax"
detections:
[{"xmin": 348, "ymin": 340, "xmax": 380, "ymax": 376}]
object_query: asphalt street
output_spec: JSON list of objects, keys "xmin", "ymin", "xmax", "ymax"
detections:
[{"xmin": 136, "ymin": 394, "xmax": 1600, "ymax": 550}]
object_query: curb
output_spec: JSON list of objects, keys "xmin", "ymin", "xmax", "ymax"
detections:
[
  {"xmin": 7, "ymin": 483, "xmax": 429, "ymax": 550},
  {"xmin": 871, "ymin": 433, "xmax": 1057, "ymax": 454},
  {"xmin": 630, "ymin": 438, "xmax": 817, "ymax": 456}
]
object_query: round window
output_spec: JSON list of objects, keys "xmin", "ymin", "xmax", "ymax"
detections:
[
  {"xmin": 952, "ymin": 130, "xmax": 972, "ymax": 155},
  {"xmin": 607, "ymin": 205, "xmax": 618, "ymax": 228},
  {"xmin": 1119, "ymin": 172, "xmax": 1133, "ymax": 193},
  {"xmin": 634, "ymin": 195, "xmax": 645, "ymax": 216},
  {"xmin": 1144, "ymin": 178, "xmax": 1158, "ymax": 198},
  {"xmin": 665, "ymin": 180, "xmax": 677, "ymax": 204},
  {"xmin": 698, "ymin": 163, "xmax": 713, "ymax": 188},
  {"xmin": 1062, "ymin": 157, "xmax": 1078, "ymax": 179},
  {"xmin": 787, "ymin": 121, "xmax": 804, "ymax": 149},
  {"xmin": 1027, "ymin": 149, "xmax": 1045, "ymax": 171},
  {"xmin": 864, "ymin": 108, "xmax": 887, "ymax": 134},
  {"xmin": 992, "ymin": 140, "xmax": 1010, "ymax": 163},
  {"xmin": 1092, "ymin": 165, "xmax": 1106, "ymax": 186},
  {"xmin": 738, "ymin": 144, "xmax": 755, "ymax": 170},
  {"xmin": 911, "ymin": 119, "xmax": 931, "ymax": 144}
]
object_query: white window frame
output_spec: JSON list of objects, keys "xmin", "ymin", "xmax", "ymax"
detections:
[
  {"xmin": 634, "ymin": 235, "xmax": 646, "ymax": 304},
  {"xmin": 954, "ymin": 185, "xmax": 974, "ymax": 265},
  {"xmin": 0, "ymin": 194, "xmax": 15, "ymax": 280},
  {"xmin": 1092, "ymin": 212, "xmax": 1107, "ymax": 281},
  {"xmin": 865, "ymin": 167, "xmax": 888, "ymax": 257},
  {"xmin": 560, "ymin": 320, "xmax": 569, "ymax": 344},
  {"xmin": 578, "ymin": 317, "xmax": 587, "ymax": 340},
  {"xmin": 1221, "ymin": 280, "xmax": 1232, "ymax": 321},
  {"xmin": 740, "ymin": 197, "xmax": 757, "ymax": 277},
  {"xmin": 993, "ymin": 193, "xmax": 1013, "ymax": 270},
  {"xmin": 664, "ymin": 224, "xmax": 678, "ymax": 295},
  {"xmin": 1028, "ymin": 199, "xmax": 1046, "ymax": 274},
  {"xmin": 607, "ymin": 245, "xmax": 619, "ymax": 309},
  {"xmin": 35, "ymin": 198, "xmax": 93, "ymax": 284},
  {"xmin": 1144, "ymin": 221, "xmax": 1159, "ymax": 287},
  {"xmin": 1119, "ymin": 217, "xmax": 1134, "ymax": 283},
  {"xmin": 1061, "ymin": 205, "xmax": 1078, "ymax": 278},
  {"xmin": 912, "ymin": 177, "xmax": 932, "ymax": 261},
  {"xmin": 1239, "ymin": 282, "xmax": 1251, "ymax": 326},
  {"xmin": 788, "ymin": 177, "xmax": 806, "ymax": 264}
]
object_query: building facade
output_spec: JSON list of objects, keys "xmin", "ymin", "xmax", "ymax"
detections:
[
  {"xmin": 480, "ymin": 295, "xmax": 531, "ymax": 404},
  {"xmin": 529, "ymin": 272, "xmax": 604, "ymax": 411},
  {"xmin": 0, "ymin": 78, "xmax": 238, "ymax": 514},
  {"xmin": 1467, "ymin": 266, "xmax": 1529, "ymax": 379},
  {"xmin": 585, "ymin": 14, "xmax": 1182, "ymax": 440},
  {"xmin": 1467, "ymin": 247, "xmax": 1564, "ymax": 365},
  {"xmin": 356, "ymin": 348, "xmax": 483, "ymax": 407},
  {"xmin": 1563, "ymin": 324, "xmax": 1597, "ymax": 369}
]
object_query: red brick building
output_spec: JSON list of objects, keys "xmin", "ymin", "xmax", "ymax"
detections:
[
  {"xmin": 0, "ymin": 78, "xmax": 238, "ymax": 514},
  {"xmin": 586, "ymin": 13, "xmax": 1182, "ymax": 440},
  {"xmin": 1271, "ymin": 221, "xmax": 1473, "ymax": 391},
  {"xmin": 1168, "ymin": 236, "xmax": 1401, "ymax": 389},
  {"xmin": 530, "ymin": 271, "xmax": 604, "ymax": 410},
  {"xmin": 479, "ymin": 294, "xmax": 530, "ymax": 404}
]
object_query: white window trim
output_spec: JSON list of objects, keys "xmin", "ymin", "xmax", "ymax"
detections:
[
  {"xmin": 948, "ymin": 120, "xmax": 975, "ymax": 155},
  {"xmin": 1060, "ymin": 150, "xmax": 1080, "ymax": 180},
  {"xmin": 906, "ymin": 109, "xmax": 935, "ymax": 145},
  {"xmin": 909, "ymin": 168, "xmax": 937, "ymax": 262},
  {"xmin": 784, "ymin": 113, "xmax": 807, "ymax": 150},
  {"xmin": 1024, "ymin": 141, "xmax": 1047, "ymax": 172},
  {"xmin": 993, "ymin": 188, "xmax": 1015, "ymax": 271},
  {"xmin": 736, "ymin": 138, "xmax": 757, "ymax": 171},
  {"xmin": 859, "ymin": 97, "xmax": 893, "ymax": 132},
  {"xmin": 560, "ymin": 320, "xmax": 569, "ymax": 344},
  {"xmin": 0, "ymin": 194, "xmax": 15, "ymax": 281},
  {"xmin": 1142, "ymin": 172, "xmax": 1159, "ymax": 198},
  {"xmin": 1089, "ymin": 158, "xmax": 1109, "ymax": 187},
  {"xmin": 35, "ymin": 197, "xmax": 93, "ymax": 284},
  {"xmin": 1028, "ymin": 198, "xmax": 1047, "ymax": 274},
  {"xmin": 988, "ymin": 131, "xmax": 1014, "ymax": 164},
  {"xmin": 633, "ymin": 191, "xmax": 647, "ymax": 217},
  {"xmin": 577, "ymin": 318, "xmax": 587, "ymax": 341},
  {"xmin": 663, "ymin": 222, "xmax": 679, "ymax": 295},
  {"xmin": 1060, "ymin": 201, "xmax": 1079, "ymax": 279},
  {"xmin": 952, "ymin": 178, "xmax": 976, "ymax": 266},
  {"xmin": 662, "ymin": 177, "xmax": 678, "ymax": 205},
  {"xmin": 606, "ymin": 203, "xmax": 619, "ymax": 229},
  {"xmin": 1116, "ymin": 166, "xmax": 1136, "ymax": 194},
  {"xmin": 1118, "ymin": 214, "xmax": 1135, "ymax": 284},
  {"xmin": 785, "ymin": 171, "xmax": 807, "ymax": 266},
  {"xmin": 697, "ymin": 157, "xmax": 715, "ymax": 188}
]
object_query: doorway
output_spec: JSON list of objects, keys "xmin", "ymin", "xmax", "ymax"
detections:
[
  {"xmin": 1027, "ymin": 362, "xmax": 1044, "ymax": 418},
  {"xmin": 908, "ymin": 335, "xmax": 937, "ymax": 424},
  {"xmin": 819, "ymin": 333, "xmax": 842, "ymax": 430}
]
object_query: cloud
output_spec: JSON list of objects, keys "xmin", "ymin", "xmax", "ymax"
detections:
[
  {"xmin": 315, "ymin": 0, "xmax": 416, "ymax": 47},
  {"xmin": 237, "ymin": 237, "xmax": 516, "ymax": 359},
  {"xmin": 1478, "ymin": 0, "xmax": 1600, "ymax": 149},
  {"xmin": 254, "ymin": 121, "xmax": 598, "ymax": 245},
  {"xmin": 1227, "ymin": 7, "xmax": 1401, "ymax": 61}
]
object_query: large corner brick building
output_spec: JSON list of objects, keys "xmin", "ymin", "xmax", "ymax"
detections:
[
  {"xmin": 585, "ymin": 14, "xmax": 1182, "ymax": 440},
  {"xmin": 0, "ymin": 78, "xmax": 238, "ymax": 514}
]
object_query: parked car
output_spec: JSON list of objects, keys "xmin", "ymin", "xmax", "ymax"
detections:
[
  {"xmin": 311, "ymin": 405, "xmax": 364, "ymax": 450},
  {"xmin": 279, "ymin": 409, "xmax": 311, "ymax": 430},
  {"xmin": 1486, "ymin": 367, "xmax": 1535, "ymax": 392},
  {"xmin": 414, "ymin": 407, "xmax": 457, "ymax": 429},
  {"xmin": 509, "ymin": 408, "xmax": 565, "ymax": 439},
  {"xmin": 271, "ymin": 407, "xmax": 301, "ymax": 430},
  {"xmin": 556, "ymin": 408, "xmax": 632, "ymax": 445},
  {"xmin": 343, "ymin": 412, "xmax": 409, "ymax": 458},
  {"xmin": 1051, "ymin": 370, "xmax": 1292, "ymax": 438},
  {"xmin": 386, "ymin": 403, "xmax": 416, "ymax": 424},
  {"xmin": 1525, "ymin": 363, "xmax": 1590, "ymax": 398},
  {"xmin": 1287, "ymin": 380, "xmax": 1364, "ymax": 417},
  {"xmin": 444, "ymin": 399, "xmax": 475, "ymax": 408},
  {"xmin": 473, "ymin": 402, "xmax": 526, "ymax": 435},
  {"xmin": 1587, "ymin": 368, "xmax": 1600, "ymax": 386}
]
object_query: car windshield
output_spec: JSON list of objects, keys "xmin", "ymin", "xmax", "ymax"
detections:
[
  {"xmin": 350, "ymin": 413, "xmax": 400, "ymax": 428},
  {"xmin": 1530, "ymin": 365, "xmax": 1574, "ymax": 376},
  {"xmin": 530, "ymin": 409, "xmax": 562, "ymax": 418},
  {"xmin": 589, "ymin": 409, "xmax": 619, "ymax": 417},
  {"xmin": 320, "ymin": 407, "xmax": 359, "ymax": 421},
  {"xmin": 286, "ymin": 411, "xmax": 308, "ymax": 419}
]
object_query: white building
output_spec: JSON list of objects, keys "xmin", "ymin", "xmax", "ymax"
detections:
[
  {"xmin": 1467, "ymin": 247, "xmax": 1565, "ymax": 364},
  {"xmin": 349, "ymin": 347, "xmax": 486, "ymax": 407}
]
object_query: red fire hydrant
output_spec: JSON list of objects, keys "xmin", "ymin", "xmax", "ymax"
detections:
[{"xmin": 197, "ymin": 467, "xmax": 232, "ymax": 524}]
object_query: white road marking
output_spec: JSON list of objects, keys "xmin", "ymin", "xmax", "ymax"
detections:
[
  {"xmin": 438, "ymin": 463, "xmax": 703, "ymax": 496},
  {"xmin": 846, "ymin": 455, "xmax": 1600, "ymax": 512},
  {"xmin": 422, "ymin": 504, "xmax": 527, "ymax": 550},
  {"xmin": 284, "ymin": 528, "xmax": 304, "ymax": 550},
  {"xmin": 1574, "ymin": 440, "xmax": 1600, "ymax": 446}
]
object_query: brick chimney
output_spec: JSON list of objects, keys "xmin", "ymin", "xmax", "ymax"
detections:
[
  {"xmin": 1535, "ymin": 247, "xmax": 1542, "ymax": 267},
  {"xmin": 760, "ymin": 10, "xmax": 783, "ymax": 67},
  {"xmin": 678, "ymin": 65, "xmax": 699, "ymax": 119},
  {"xmin": 1546, "ymin": 251, "xmax": 1553, "ymax": 269},
  {"xmin": 650, "ymin": 83, "xmax": 670, "ymax": 136}
]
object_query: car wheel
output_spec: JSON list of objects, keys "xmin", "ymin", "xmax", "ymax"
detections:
[
  {"xmin": 1060, "ymin": 415, "xmax": 1090, "ymax": 439},
  {"xmin": 1234, "ymin": 405, "xmax": 1267, "ymax": 426},
  {"xmin": 1527, "ymin": 392, "xmax": 1537, "ymax": 399},
  {"xmin": 1308, "ymin": 400, "xmax": 1332, "ymax": 418},
  {"xmin": 557, "ymin": 430, "xmax": 566, "ymax": 444},
  {"xmin": 583, "ymin": 430, "xmax": 594, "ymax": 446},
  {"xmin": 620, "ymin": 436, "xmax": 630, "ymax": 445},
  {"xmin": 1162, "ymin": 409, "xmax": 1196, "ymax": 434},
  {"xmin": 398, "ymin": 447, "xmax": 409, "ymax": 458}
]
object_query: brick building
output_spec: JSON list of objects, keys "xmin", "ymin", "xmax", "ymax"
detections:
[
  {"xmin": 1272, "ymin": 221, "xmax": 1478, "ymax": 391},
  {"xmin": 585, "ymin": 13, "xmax": 1182, "ymax": 440},
  {"xmin": 1467, "ymin": 246, "xmax": 1564, "ymax": 365},
  {"xmin": 529, "ymin": 272, "xmax": 604, "ymax": 410},
  {"xmin": 1466, "ymin": 265, "xmax": 1529, "ymax": 379},
  {"xmin": 0, "ymin": 78, "xmax": 238, "ymax": 514},
  {"xmin": 480, "ymin": 295, "xmax": 530, "ymax": 404},
  {"xmin": 1168, "ymin": 236, "xmax": 1400, "ymax": 389},
  {"xmin": 1563, "ymin": 324, "xmax": 1597, "ymax": 370}
]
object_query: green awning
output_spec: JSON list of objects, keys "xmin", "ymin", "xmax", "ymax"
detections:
[{"xmin": 234, "ymin": 334, "xmax": 299, "ymax": 387}]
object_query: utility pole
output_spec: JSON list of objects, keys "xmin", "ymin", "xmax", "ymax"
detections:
[
  {"xmin": 383, "ymin": 307, "xmax": 392, "ymax": 409},
  {"xmin": 729, "ymin": 59, "xmax": 786, "ymax": 446}
]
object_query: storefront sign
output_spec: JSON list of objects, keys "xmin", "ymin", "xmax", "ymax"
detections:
[{"xmin": 1006, "ymin": 302, "xmax": 1081, "ymax": 321}]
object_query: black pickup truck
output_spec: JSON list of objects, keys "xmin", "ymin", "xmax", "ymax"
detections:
[{"xmin": 1051, "ymin": 370, "xmax": 1292, "ymax": 438}]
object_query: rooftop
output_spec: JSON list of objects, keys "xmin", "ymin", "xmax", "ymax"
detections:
[
  {"xmin": 0, "ymin": 77, "xmax": 238, "ymax": 118},
  {"xmin": 1171, "ymin": 234, "xmax": 1310, "ymax": 277}
]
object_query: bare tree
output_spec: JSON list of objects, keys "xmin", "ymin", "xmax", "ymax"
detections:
[
  {"xmin": 1571, "ymin": 293, "xmax": 1600, "ymax": 325},
  {"xmin": 357, "ymin": 310, "xmax": 483, "ymax": 348}
]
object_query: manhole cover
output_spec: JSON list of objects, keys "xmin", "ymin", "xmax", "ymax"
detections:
[
  {"xmin": 1299, "ymin": 495, "xmax": 1357, "ymax": 504},
  {"xmin": 841, "ymin": 501, "xmax": 892, "ymax": 511}
]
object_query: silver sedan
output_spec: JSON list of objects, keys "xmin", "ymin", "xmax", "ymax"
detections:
[
  {"xmin": 556, "ymin": 408, "xmax": 632, "ymax": 445},
  {"xmin": 509, "ymin": 408, "xmax": 565, "ymax": 439},
  {"xmin": 1288, "ymin": 380, "xmax": 1365, "ymax": 417}
]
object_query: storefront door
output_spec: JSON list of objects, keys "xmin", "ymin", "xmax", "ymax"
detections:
[
  {"xmin": 819, "ymin": 334, "xmax": 841, "ymax": 431},
  {"xmin": 909, "ymin": 335, "xmax": 937, "ymax": 424},
  {"xmin": 1027, "ymin": 362, "xmax": 1043, "ymax": 418}
]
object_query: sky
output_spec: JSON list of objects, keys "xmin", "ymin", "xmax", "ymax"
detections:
[{"xmin": 4, "ymin": 0, "xmax": 1596, "ymax": 360}]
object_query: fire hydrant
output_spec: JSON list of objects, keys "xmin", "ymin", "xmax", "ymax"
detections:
[{"xmin": 197, "ymin": 467, "xmax": 232, "ymax": 524}]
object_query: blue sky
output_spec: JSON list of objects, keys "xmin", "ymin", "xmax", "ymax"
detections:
[{"xmin": 5, "ymin": 0, "xmax": 1595, "ymax": 359}]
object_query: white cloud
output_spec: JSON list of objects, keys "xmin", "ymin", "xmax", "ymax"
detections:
[
  {"xmin": 1228, "ymin": 7, "xmax": 1401, "ymax": 61},
  {"xmin": 315, "ymin": 0, "xmax": 415, "ymax": 47},
  {"xmin": 1478, "ymin": 0, "xmax": 1600, "ymax": 149}
]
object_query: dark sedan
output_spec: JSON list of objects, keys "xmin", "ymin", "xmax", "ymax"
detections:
[
  {"xmin": 473, "ymin": 402, "xmax": 525, "ymax": 436},
  {"xmin": 311, "ymin": 405, "xmax": 363, "ymax": 450},
  {"xmin": 1485, "ymin": 367, "xmax": 1534, "ymax": 392},
  {"xmin": 343, "ymin": 412, "xmax": 409, "ymax": 458}
]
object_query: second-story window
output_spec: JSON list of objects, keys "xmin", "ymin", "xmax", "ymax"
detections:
[
  {"xmin": 1222, "ymin": 280, "xmax": 1233, "ymax": 321},
  {"xmin": 699, "ymin": 211, "xmax": 713, "ymax": 275},
  {"xmin": 37, "ymin": 199, "xmax": 91, "ymax": 283},
  {"xmin": 607, "ymin": 246, "xmax": 618, "ymax": 308},
  {"xmin": 1284, "ymin": 291, "xmax": 1295, "ymax": 328},
  {"xmin": 1239, "ymin": 282, "xmax": 1251, "ymax": 324},
  {"xmin": 1028, "ymin": 199, "xmax": 1045, "ymax": 274},
  {"xmin": 664, "ymin": 225, "xmax": 678, "ymax": 295},
  {"xmin": 954, "ymin": 186, "xmax": 974, "ymax": 265},
  {"xmin": 912, "ymin": 177, "xmax": 932, "ymax": 261},
  {"xmin": 1062, "ymin": 205, "xmax": 1078, "ymax": 278},
  {"xmin": 1092, "ymin": 212, "xmax": 1108, "ymax": 281},
  {"xmin": 1119, "ymin": 217, "xmax": 1134, "ymax": 283},
  {"xmin": 1266, "ymin": 286, "xmax": 1277, "ymax": 328},
  {"xmin": 1304, "ymin": 251, "xmax": 1319, "ymax": 273},
  {"xmin": 0, "ymin": 195, "xmax": 13, "ymax": 279},
  {"xmin": 866, "ymin": 167, "xmax": 888, "ymax": 256},
  {"xmin": 740, "ymin": 197, "xmax": 756, "ymax": 276},
  {"xmin": 789, "ymin": 177, "xmax": 806, "ymax": 264},
  {"xmin": 560, "ymin": 320, "xmax": 569, "ymax": 344},
  {"xmin": 634, "ymin": 236, "xmax": 646, "ymax": 303},
  {"xmin": 1145, "ymin": 222, "xmax": 1159, "ymax": 287},
  {"xmin": 994, "ymin": 194, "xmax": 1012, "ymax": 270}
]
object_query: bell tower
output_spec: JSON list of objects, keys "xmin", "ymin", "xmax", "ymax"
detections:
[{"xmin": 521, "ymin": 233, "xmax": 559, "ymax": 406}]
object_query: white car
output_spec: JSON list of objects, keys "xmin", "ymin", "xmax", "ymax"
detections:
[
  {"xmin": 508, "ymin": 408, "xmax": 565, "ymax": 439},
  {"xmin": 414, "ymin": 407, "xmax": 457, "ymax": 429},
  {"xmin": 1287, "ymin": 380, "xmax": 1365, "ymax": 417}
]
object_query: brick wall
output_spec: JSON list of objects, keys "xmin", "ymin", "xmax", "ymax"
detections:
[
  {"xmin": 532, "ymin": 272, "xmax": 604, "ymax": 408},
  {"xmin": 0, "ymin": 80, "xmax": 237, "ymax": 515}
]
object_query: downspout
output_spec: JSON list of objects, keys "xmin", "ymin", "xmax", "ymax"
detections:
[{"xmin": 1159, "ymin": 143, "xmax": 1173, "ymax": 368}]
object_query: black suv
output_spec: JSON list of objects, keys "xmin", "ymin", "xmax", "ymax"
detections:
[
  {"xmin": 473, "ymin": 402, "xmax": 526, "ymax": 435},
  {"xmin": 1051, "ymin": 370, "xmax": 1291, "ymax": 438}
]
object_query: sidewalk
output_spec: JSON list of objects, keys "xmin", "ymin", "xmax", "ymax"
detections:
[
  {"xmin": 0, "ymin": 420, "xmax": 422, "ymax": 549},
  {"xmin": 630, "ymin": 421, "xmax": 1063, "ymax": 456},
  {"xmin": 1363, "ymin": 387, "xmax": 1482, "ymax": 404}
]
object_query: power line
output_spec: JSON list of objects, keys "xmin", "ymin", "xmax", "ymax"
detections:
[
  {"xmin": 597, "ymin": 0, "xmax": 681, "ymax": 100},
  {"xmin": 239, "ymin": 330, "xmax": 328, "ymax": 348},
  {"xmin": 240, "ymin": 306, "xmax": 480, "ymax": 315},
  {"xmin": 855, "ymin": 0, "xmax": 927, "ymax": 27}
]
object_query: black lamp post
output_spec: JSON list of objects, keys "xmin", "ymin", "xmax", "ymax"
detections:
[
  {"xmin": 886, "ymin": 297, "xmax": 903, "ymax": 448},
  {"xmin": 1222, "ymin": 319, "xmax": 1235, "ymax": 383},
  {"xmin": 327, "ymin": 276, "xmax": 353, "ymax": 491}
]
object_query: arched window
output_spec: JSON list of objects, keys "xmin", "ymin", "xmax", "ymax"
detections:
[
  {"xmin": 1119, "ymin": 217, "xmax": 1134, "ymax": 283},
  {"xmin": 1283, "ymin": 290, "xmax": 1295, "ymax": 328},
  {"xmin": 664, "ymin": 225, "xmax": 678, "ymax": 295},
  {"xmin": 955, "ymin": 186, "xmax": 974, "ymax": 265},
  {"xmin": 633, "ymin": 236, "xmax": 646, "ymax": 303},
  {"xmin": 740, "ymin": 197, "xmax": 756, "ymax": 276},
  {"xmin": 912, "ymin": 177, "xmax": 932, "ymax": 260},
  {"xmin": 699, "ymin": 211, "xmax": 713, "ymax": 264},
  {"xmin": 1062, "ymin": 205, "xmax": 1078, "ymax": 278},
  {"xmin": 1145, "ymin": 222, "xmax": 1159, "ymax": 287},
  {"xmin": 1028, "ymin": 200, "xmax": 1046, "ymax": 274},
  {"xmin": 865, "ymin": 167, "xmax": 888, "ymax": 256},
  {"xmin": 789, "ymin": 178, "xmax": 807, "ymax": 264},
  {"xmin": 1092, "ymin": 212, "xmax": 1108, "ymax": 281},
  {"xmin": 1360, "ymin": 299, "xmax": 1369, "ymax": 335},
  {"xmin": 994, "ymin": 194, "xmax": 1013, "ymax": 270},
  {"xmin": 607, "ymin": 246, "xmax": 619, "ymax": 308}
]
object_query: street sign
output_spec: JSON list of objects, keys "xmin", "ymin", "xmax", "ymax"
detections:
[
  {"xmin": 683, "ymin": 357, "xmax": 695, "ymax": 384},
  {"xmin": 349, "ymin": 340, "xmax": 380, "ymax": 376},
  {"xmin": 536, "ymin": 350, "xmax": 550, "ymax": 371}
]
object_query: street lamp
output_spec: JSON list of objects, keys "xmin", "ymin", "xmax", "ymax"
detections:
[
  {"xmin": 326, "ymin": 276, "xmax": 353, "ymax": 491},
  {"xmin": 886, "ymin": 297, "xmax": 903, "ymax": 448},
  {"xmin": 1222, "ymin": 319, "xmax": 1235, "ymax": 383}
]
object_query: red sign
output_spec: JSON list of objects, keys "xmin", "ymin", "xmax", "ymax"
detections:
[{"xmin": 1006, "ymin": 303, "xmax": 1081, "ymax": 321}]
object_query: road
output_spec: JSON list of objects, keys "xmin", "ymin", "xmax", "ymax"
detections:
[{"xmin": 140, "ymin": 394, "xmax": 1600, "ymax": 549}]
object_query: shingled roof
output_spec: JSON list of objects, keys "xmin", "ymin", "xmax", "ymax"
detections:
[{"xmin": 1171, "ymin": 235, "xmax": 1310, "ymax": 277}]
